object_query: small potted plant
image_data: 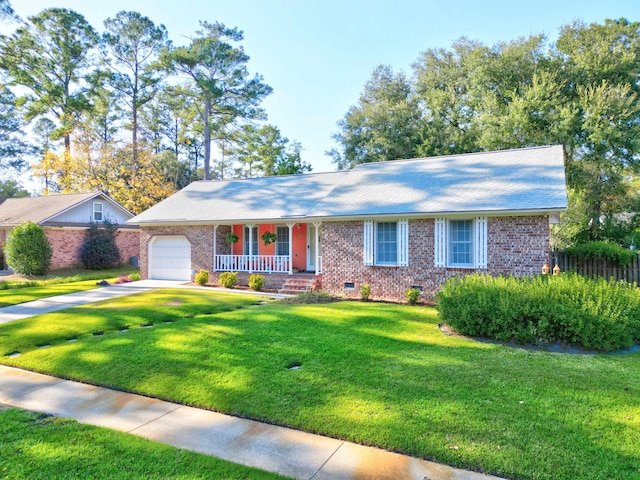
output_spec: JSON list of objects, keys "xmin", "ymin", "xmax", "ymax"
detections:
[
  {"xmin": 227, "ymin": 232, "xmax": 239, "ymax": 244},
  {"xmin": 261, "ymin": 231, "xmax": 277, "ymax": 246}
]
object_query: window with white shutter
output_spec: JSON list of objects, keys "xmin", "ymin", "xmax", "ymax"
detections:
[
  {"xmin": 398, "ymin": 219, "xmax": 409, "ymax": 266},
  {"xmin": 363, "ymin": 220, "xmax": 409, "ymax": 267},
  {"xmin": 435, "ymin": 217, "xmax": 488, "ymax": 268},
  {"xmin": 363, "ymin": 220, "xmax": 374, "ymax": 266},
  {"xmin": 434, "ymin": 218, "xmax": 446, "ymax": 267},
  {"xmin": 474, "ymin": 216, "xmax": 487, "ymax": 268}
]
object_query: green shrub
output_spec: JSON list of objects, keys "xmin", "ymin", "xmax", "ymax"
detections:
[
  {"xmin": 360, "ymin": 283, "xmax": 371, "ymax": 301},
  {"xmin": 437, "ymin": 273, "xmax": 640, "ymax": 351},
  {"xmin": 5, "ymin": 222, "xmax": 52, "ymax": 276},
  {"xmin": 194, "ymin": 269, "xmax": 209, "ymax": 286},
  {"xmin": 128, "ymin": 272, "xmax": 140, "ymax": 281},
  {"xmin": 219, "ymin": 272, "xmax": 237, "ymax": 288},
  {"xmin": 80, "ymin": 220, "xmax": 121, "ymax": 270},
  {"xmin": 564, "ymin": 241, "xmax": 637, "ymax": 266},
  {"xmin": 248, "ymin": 274, "xmax": 265, "ymax": 291},
  {"xmin": 405, "ymin": 287, "xmax": 420, "ymax": 305}
]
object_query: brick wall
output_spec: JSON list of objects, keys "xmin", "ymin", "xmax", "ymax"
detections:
[
  {"xmin": 321, "ymin": 216, "xmax": 549, "ymax": 302},
  {"xmin": 45, "ymin": 228, "xmax": 141, "ymax": 270},
  {"xmin": 486, "ymin": 216, "xmax": 548, "ymax": 275},
  {"xmin": 116, "ymin": 230, "xmax": 140, "ymax": 264},
  {"xmin": 45, "ymin": 229, "xmax": 86, "ymax": 270}
]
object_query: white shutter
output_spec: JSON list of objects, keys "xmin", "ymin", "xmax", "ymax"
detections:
[
  {"xmin": 363, "ymin": 220, "xmax": 374, "ymax": 266},
  {"xmin": 398, "ymin": 219, "xmax": 409, "ymax": 266},
  {"xmin": 474, "ymin": 216, "xmax": 488, "ymax": 268},
  {"xmin": 434, "ymin": 218, "xmax": 446, "ymax": 267}
]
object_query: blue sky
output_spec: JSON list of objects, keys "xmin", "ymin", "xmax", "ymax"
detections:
[{"xmin": 8, "ymin": 0, "xmax": 640, "ymax": 174}]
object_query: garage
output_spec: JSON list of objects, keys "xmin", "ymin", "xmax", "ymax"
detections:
[{"xmin": 149, "ymin": 235, "xmax": 191, "ymax": 281}]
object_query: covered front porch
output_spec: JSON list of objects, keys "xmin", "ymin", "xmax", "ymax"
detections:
[{"xmin": 213, "ymin": 222, "xmax": 322, "ymax": 275}]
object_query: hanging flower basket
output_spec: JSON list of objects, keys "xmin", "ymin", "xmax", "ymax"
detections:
[
  {"xmin": 227, "ymin": 233, "xmax": 239, "ymax": 244},
  {"xmin": 262, "ymin": 231, "xmax": 278, "ymax": 246}
]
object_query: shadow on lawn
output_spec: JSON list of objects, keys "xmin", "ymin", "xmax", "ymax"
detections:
[{"xmin": 2, "ymin": 298, "xmax": 640, "ymax": 480}]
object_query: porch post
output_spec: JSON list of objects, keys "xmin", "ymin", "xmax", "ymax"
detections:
[
  {"xmin": 313, "ymin": 222, "xmax": 322, "ymax": 275},
  {"xmin": 246, "ymin": 224, "xmax": 255, "ymax": 273},
  {"xmin": 213, "ymin": 224, "xmax": 218, "ymax": 272},
  {"xmin": 286, "ymin": 222, "xmax": 295, "ymax": 275}
]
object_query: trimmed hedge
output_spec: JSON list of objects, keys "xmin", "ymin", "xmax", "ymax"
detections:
[
  {"xmin": 195, "ymin": 269, "xmax": 209, "ymax": 286},
  {"xmin": 436, "ymin": 273, "xmax": 640, "ymax": 351},
  {"xmin": 248, "ymin": 274, "xmax": 265, "ymax": 291},
  {"xmin": 564, "ymin": 241, "xmax": 637, "ymax": 266},
  {"xmin": 5, "ymin": 222, "xmax": 52, "ymax": 276},
  {"xmin": 219, "ymin": 272, "xmax": 237, "ymax": 288}
]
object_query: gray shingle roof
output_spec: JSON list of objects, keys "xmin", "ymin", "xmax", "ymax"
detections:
[
  {"xmin": 0, "ymin": 192, "xmax": 100, "ymax": 227},
  {"xmin": 129, "ymin": 145, "xmax": 567, "ymax": 225}
]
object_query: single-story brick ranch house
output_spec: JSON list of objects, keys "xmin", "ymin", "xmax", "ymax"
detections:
[
  {"xmin": 128, "ymin": 145, "xmax": 568, "ymax": 301},
  {"xmin": 0, "ymin": 192, "xmax": 139, "ymax": 271}
]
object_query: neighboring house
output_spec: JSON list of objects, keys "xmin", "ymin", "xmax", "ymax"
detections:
[
  {"xmin": 128, "ymin": 145, "xmax": 568, "ymax": 301},
  {"xmin": 0, "ymin": 192, "xmax": 139, "ymax": 271}
]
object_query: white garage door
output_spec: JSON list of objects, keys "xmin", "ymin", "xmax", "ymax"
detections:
[{"xmin": 149, "ymin": 236, "xmax": 191, "ymax": 281}]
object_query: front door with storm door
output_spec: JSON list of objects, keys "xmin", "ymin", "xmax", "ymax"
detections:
[{"xmin": 307, "ymin": 224, "xmax": 321, "ymax": 272}]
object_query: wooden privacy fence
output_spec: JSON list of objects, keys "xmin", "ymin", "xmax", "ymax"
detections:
[{"xmin": 550, "ymin": 251, "xmax": 640, "ymax": 283}]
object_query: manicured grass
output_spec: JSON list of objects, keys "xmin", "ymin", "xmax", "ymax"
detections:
[
  {"xmin": 0, "ymin": 290, "xmax": 261, "ymax": 355},
  {"xmin": 1, "ymin": 290, "xmax": 638, "ymax": 480},
  {"xmin": 0, "ymin": 266, "xmax": 139, "ymax": 307},
  {"xmin": 0, "ymin": 407, "xmax": 286, "ymax": 479}
]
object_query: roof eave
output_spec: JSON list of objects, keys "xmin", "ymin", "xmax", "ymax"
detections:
[{"xmin": 130, "ymin": 206, "xmax": 567, "ymax": 227}]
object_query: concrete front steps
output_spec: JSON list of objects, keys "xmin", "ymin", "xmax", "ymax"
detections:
[{"xmin": 278, "ymin": 275, "xmax": 318, "ymax": 295}]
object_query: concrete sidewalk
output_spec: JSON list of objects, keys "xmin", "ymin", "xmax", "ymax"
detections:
[
  {"xmin": 0, "ymin": 365, "xmax": 501, "ymax": 480},
  {"xmin": 0, "ymin": 279, "xmax": 286, "ymax": 324},
  {"xmin": 0, "ymin": 282, "xmax": 159, "ymax": 324}
]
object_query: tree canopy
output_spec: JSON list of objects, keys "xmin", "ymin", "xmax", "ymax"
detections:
[
  {"xmin": 330, "ymin": 18, "xmax": 640, "ymax": 246},
  {"xmin": 0, "ymin": 8, "xmax": 304, "ymax": 207}
]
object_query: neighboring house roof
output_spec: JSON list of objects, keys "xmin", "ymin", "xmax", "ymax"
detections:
[
  {"xmin": 129, "ymin": 145, "xmax": 568, "ymax": 226},
  {"xmin": 0, "ymin": 192, "xmax": 134, "ymax": 228}
]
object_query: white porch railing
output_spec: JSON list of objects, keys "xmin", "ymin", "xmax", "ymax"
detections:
[{"xmin": 215, "ymin": 255, "xmax": 290, "ymax": 273}]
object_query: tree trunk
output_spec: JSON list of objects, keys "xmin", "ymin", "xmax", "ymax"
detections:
[
  {"xmin": 203, "ymin": 96, "xmax": 211, "ymax": 180},
  {"xmin": 132, "ymin": 105, "xmax": 138, "ymax": 167}
]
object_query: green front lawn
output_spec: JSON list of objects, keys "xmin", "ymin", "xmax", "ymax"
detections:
[
  {"xmin": 0, "ymin": 267, "xmax": 139, "ymax": 307},
  {"xmin": 1, "ymin": 289, "xmax": 638, "ymax": 480},
  {"xmin": 0, "ymin": 407, "xmax": 285, "ymax": 479}
]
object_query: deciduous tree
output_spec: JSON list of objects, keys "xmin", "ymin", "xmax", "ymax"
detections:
[{"xmin": 329, "ymin": 65, "xmax": 421, "ymax": 169}]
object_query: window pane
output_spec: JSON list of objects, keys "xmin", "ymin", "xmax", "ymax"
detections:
[
  {"xmin": 376, "ymin": 222, "xmax": 397, "ymax": 264},
  {"xmin": 93, "ymin": 203, "xmax": 103, "ymax": 221},
  {"xmin": 449, "ymin": 220, "xmax": 473, "ymax": 266},
  {"xmin": 244, "ymin": 227, "xmax": 258, "ymax": 255},
  {"xmin": 276, "ymin": 226, "xmax": 289, "ymax": 256}
]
